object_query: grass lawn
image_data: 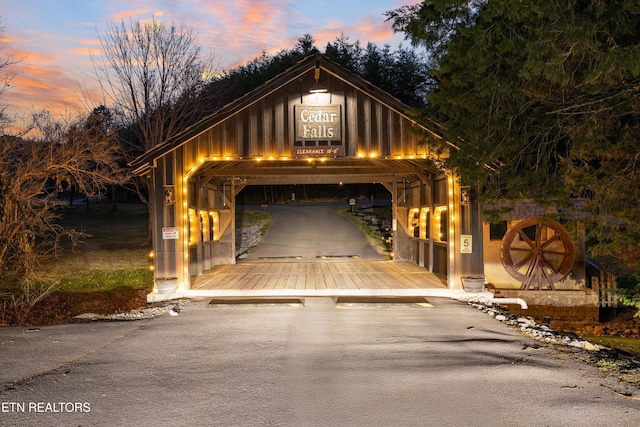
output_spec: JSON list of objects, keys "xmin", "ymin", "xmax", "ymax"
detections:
[
  {"xmin": 339, "ymin": 206, "xmax": 391, "ymax": 256},
  {"xmin": 37, "ymin": 203, "xmax": 153, "ymax": 292},
  {"xmin": 586, "ymin": 335, "xmax": 640, "ymax": 355},
  {"xmin": 236, "ymin": 207, "xmax": 273, "ymax": 230},
  {"xmin": 1, "ymin": 203, "xmax": 274, "ymax": 326},
  {"xmin": 35, "ymin": 204, "xmax": 272, "ymax": 292}
]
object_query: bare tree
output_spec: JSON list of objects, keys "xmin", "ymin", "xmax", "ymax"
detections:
[
  {"xmin": 0, "ymin": 20, "xmax": 125, "ymax": 324},
  {"xmin": 94, "ymin": 17, "xmax": 217, "ymax": 157},
  {"xmin": 0, "ymin": 110, "xmax": 127, "ymax": 286},
  {"xmin": 0, "ymin": 18, "xmax": 20, "ymax": 125}
]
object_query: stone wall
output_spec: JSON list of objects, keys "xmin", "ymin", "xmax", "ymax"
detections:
[{"xmin": 492, "ymin": 289, "xmax": 599, "ymax": 325}]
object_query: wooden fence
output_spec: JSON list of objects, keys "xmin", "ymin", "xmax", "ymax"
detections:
[{"xmin": 591, "ymin": 270, "xmax": 618, "ymax": 308}]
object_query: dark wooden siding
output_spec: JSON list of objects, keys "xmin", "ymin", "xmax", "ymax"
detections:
[{"xmin": 178, "ymin": 74, "xmax": 422, "ymax": 161}]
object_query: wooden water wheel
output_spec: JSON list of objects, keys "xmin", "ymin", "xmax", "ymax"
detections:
[{"xmin": 500, "ymin": 218, "xmax": 576, "ymax": 290}]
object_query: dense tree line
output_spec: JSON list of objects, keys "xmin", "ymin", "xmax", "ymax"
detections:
[
  {"xmin": 388, "ymin": 0, "xmax": 640, "ymax": 278},
  {"xmin": 207, "ymin": 34, "xmax": 432, "ymax": 110}
]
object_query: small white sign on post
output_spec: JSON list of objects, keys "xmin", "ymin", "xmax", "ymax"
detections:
[
  {"xmin": 162, "ymin": 227, "xmax": 179, "ymax": 240},
  {"xmin": 460, "ymin": 234, "xmax": 472, "ymax": 253}
]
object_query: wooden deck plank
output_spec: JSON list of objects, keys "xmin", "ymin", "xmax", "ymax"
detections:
[
  {"xmin": 376, "ymin": 272, "xmax": 407, "ymax": 289},
  {"xmin": 319, "ymin": 263, "xmax": 337, "ymax": 289},
  {"xmin": 314, "ymin": 273, "xmax": 327, "ymax": 289},
  {"xmin": 283, "ymin": 273, "xmax": 298, "ymax": 289},
  {"xmin": 277, "ymin": 263, "xmax": 296, "ymax": 289},
  {"xmin": 191, "ymin": 260, "xmax": 446, "ymax": 291},
  {"xmin": 294, "ymin": 271, "xmax": 307, "ymax": 290},
  {"xmin": 239, "ymin": 273, "xmax": 263, "ymax": 290},
  {"xmin": 216, "ymin": 275, "xmax": 244, "ymax": 290},
  {"xmin": 315, "ymin": 264, "xmax": 329, "ymax": 289},
  {"xmin": 265, "ymin": 273, "xmax": 281, "ymax": 290},
  {"xmin": 337, "ymin": 272, "xmax": 358, "ymax": 289},
  {"xmin": 360, "ymin": 272, "xmax": 380, "ymax": 289},
  {"xmin": 346, "ymin": 271, "xmax": 368, "ymax": 289}
]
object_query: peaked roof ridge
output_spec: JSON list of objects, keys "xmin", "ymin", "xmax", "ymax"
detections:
[{"xmin": 131, "ymin": 52, "xmax": 442, "ymax": 173}]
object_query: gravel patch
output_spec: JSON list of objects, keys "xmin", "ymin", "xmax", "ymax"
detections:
[
  {"xmin": 71, "ymin": 300, "xmax": 190, "ymax": 323},
  {"xmin": 236, "ymin": 225, "xmax": 263, "ymax": 259},
  {"xmin": 454, "ymin": 294, "xmax": 601, "ymax": 350},
  {"xmin": 456, "ymin": 294, "xmax": 640, "ymax": 395}
]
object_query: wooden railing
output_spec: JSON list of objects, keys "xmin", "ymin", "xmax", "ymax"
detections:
[{"xmin": 588, "ymin": 265, "xmax": 618, "ymax": 308}]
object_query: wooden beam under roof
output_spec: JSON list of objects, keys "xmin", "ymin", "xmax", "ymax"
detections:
[{"xmin": 202, "ymin": 165, "xmax": 425, "ymax": 179}]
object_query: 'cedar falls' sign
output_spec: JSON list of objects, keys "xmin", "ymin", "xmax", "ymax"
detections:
[{"xmin": 293, "ymin": 105, "xmax": 343, "ymax": 157}]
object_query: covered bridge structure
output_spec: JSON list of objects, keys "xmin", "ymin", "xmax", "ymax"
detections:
[{"xmin": 131, "ymin": 53, "xmax": 485, "ymax": 300}]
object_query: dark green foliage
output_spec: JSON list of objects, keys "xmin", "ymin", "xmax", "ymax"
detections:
[
  {"xmin": 610, "ymin": 287, "xmax": 640, "ymax": 318},
  {"xmin": 209, "ymin": 33, "xmax": 432, "ymax": 108},
  {"xmin": 323, "ymin": 34, "xmax": 433, "ymax": 107},
  {"xmin": 388, "ymin": 0, "xmax": 640, "ymax": 270},
  {"xmin": 204, "ymin": 35, "xmax": 316, "ymax": 110}
]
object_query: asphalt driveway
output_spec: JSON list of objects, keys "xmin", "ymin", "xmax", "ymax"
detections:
[
  {"xmin": 244, "ymin": 203, "xmax": 388, "ymax": 261},
  {"xmin": 1, "ymin": 297, "xmax": 639, "ymax": 426}
]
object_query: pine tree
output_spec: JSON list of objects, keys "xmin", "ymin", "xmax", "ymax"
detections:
[{"xmin": 388, "ymin": 0, "xmax": 640, "ymax": 273}]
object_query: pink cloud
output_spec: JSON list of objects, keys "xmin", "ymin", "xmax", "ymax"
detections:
[
  {"xmin": 2, "ymin": 46, "xmax": 93, "ymax": 116},
  {"xmin": 71, "ymin": 39, "xmax": 102, "ymax": 57},
  {"xmin": 239, "ymin": 1, "xmax": 274, "ymax": 27},
  {"xmin": 107, "ymin": 9, "xmax": 154, "ymax": 22},
  {"xmin": 70, "ymin": 47, "xmax": 95, "ymax": 57},
  {"xmin": 351, "ymin": 16, "xmax": 398, "ymax": 45},
  {"xmin": 190, "ymin": 0, "xmax": 302, "ymax": 66},
  {"xmin": 5, "ymin": 66, "xmax": 86, "ymax": 109},
  {"xmin": 1, "ymin": 0, "xmax": 418, "ymax": 121}
]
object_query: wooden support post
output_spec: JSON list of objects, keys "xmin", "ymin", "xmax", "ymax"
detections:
[
  {"xmin": 391, "ymin": 177, "xmax": 398, "ymax": 260},
  {"xmin": 230, "ymin": 179, "xmax": 236, "ymax": 264}
]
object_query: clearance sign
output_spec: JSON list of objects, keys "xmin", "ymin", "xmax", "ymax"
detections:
[{"xmin": 293, "ymin": 105, "xmax": 343, "ymax": 157}]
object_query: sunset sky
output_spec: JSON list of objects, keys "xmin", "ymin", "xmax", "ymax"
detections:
[{"xmin": 0, "ymin": 0, "xmax": 420, "ymax": 121}]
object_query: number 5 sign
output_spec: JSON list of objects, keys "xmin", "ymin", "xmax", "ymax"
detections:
[{"xmin": 460, "ymin": 234, "xmax": 472, "ymax": 253}]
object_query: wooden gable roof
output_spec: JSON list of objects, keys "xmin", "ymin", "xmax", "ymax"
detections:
[{"xmin": 131, "ymin": 53, "xmax": 444, "ymax": 176}]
